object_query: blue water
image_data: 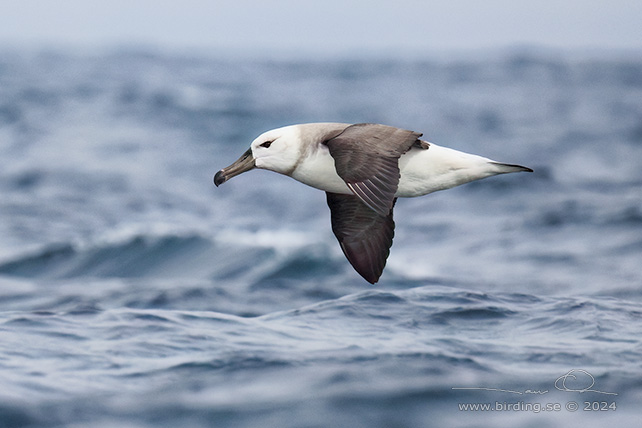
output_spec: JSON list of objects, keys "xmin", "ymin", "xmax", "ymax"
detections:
[{"xmin": 1, "ymin": 48, "xmax": 641, "ymax": 427}]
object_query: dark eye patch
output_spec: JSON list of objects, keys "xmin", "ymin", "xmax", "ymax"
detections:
[{"xmin": 260, "ymin": 140, "xmax": 273, "ymax": 148}]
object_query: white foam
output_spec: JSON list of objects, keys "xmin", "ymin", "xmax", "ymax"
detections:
[{"xmin": 217, "ymin": 228, "xmax": 318, "ymax": 253}]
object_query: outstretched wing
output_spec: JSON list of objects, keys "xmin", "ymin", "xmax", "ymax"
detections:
[
  {"xmin": 325, "ymin": 123, "xmax": 421, "ymax": 216},
  {"xmin": 326, "ymin": 192, "xmax": 396, "ymax": 284}
]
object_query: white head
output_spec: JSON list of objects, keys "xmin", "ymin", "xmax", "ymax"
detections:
[
  {"xmin": 214, "ymin": 123, "xmax": 349, "ymax": 186},
  {"xmin": 213, "ymin": 124, "xmax": 304, "ymax": 186},
  {"xmin": 249, "ymin": 125, "xmax": 302, "ymax": 175}
]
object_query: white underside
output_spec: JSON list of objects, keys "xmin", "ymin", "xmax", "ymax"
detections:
[{"xmin": 290, "ymin": 142, "xmax": 504, "ymax": 198}]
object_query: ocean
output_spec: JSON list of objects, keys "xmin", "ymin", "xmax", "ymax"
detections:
[{"xmin": 0, "ymin": 47, "xmax": 641, "ymax": 427}]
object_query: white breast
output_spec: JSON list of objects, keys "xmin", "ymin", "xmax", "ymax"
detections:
[{"xmin": 290, "ymin": 144, "xmax": 352, "ymax": 194}]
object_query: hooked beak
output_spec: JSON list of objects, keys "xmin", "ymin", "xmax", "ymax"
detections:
[{"xmin": 213, "ymin": 148, "xmax": 256, "ymax": 186}]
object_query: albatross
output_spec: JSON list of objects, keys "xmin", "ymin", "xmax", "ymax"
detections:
[{"xmin": 214, "ymin": 123, "xmax": 532, "ymax": 284}]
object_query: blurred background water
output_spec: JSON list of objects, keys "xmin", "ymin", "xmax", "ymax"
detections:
[{"xmin": 0, "ymin": 47, "xmax": 641, "ymax": 427}]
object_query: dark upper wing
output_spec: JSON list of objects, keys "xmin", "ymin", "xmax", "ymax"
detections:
[
  {"xmin": 325, "ymin": 123, "xmax": 421, "ymax": 216},
  {"xmin": 326, "ymin": 192, "xmax": 396, "ymax": 284}
]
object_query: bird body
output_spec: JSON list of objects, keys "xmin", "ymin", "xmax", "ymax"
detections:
[{"xmin": 214, "ymin": 123, "xmax": 532, "ymax": 283}]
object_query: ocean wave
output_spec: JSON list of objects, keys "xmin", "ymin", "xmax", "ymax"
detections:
[
  {"xmin": 2, "ymin": 287, "xmax": 639, "ymax": 384},
  {"xmin": 0, "ymin": 233, "xmax": 212, "ymax": 279},
  {"xmin": 1, "ymin": 282, "xmax": 640, "ymax": 428},
  {"xmin": 0, "ymin": 227, "xmax": 337, "ymax": 283}
]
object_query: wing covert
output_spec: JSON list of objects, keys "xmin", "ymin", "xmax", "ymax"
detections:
[{"xmin": 325, "ymin": 123, "xmax": 421, "ymax": 216}]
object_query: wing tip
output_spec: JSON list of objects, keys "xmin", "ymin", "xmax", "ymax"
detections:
[{"xmin": 339, "ymin": 242, "xmax": 387, "ymax": 284}]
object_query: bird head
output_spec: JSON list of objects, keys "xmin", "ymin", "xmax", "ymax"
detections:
[{"xmin": 214, "ymin": 125, "xmax": 302, "ymax": 186}]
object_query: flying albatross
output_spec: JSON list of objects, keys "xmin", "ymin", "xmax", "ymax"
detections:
[{"xmin": 214, "ymin": 123, "xmax": 532, "ymax": 284}]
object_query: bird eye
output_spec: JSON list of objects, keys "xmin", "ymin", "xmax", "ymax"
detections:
[{"xmin": 260, "ymin": 140, "xmax": 273, "ymax": 148}]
